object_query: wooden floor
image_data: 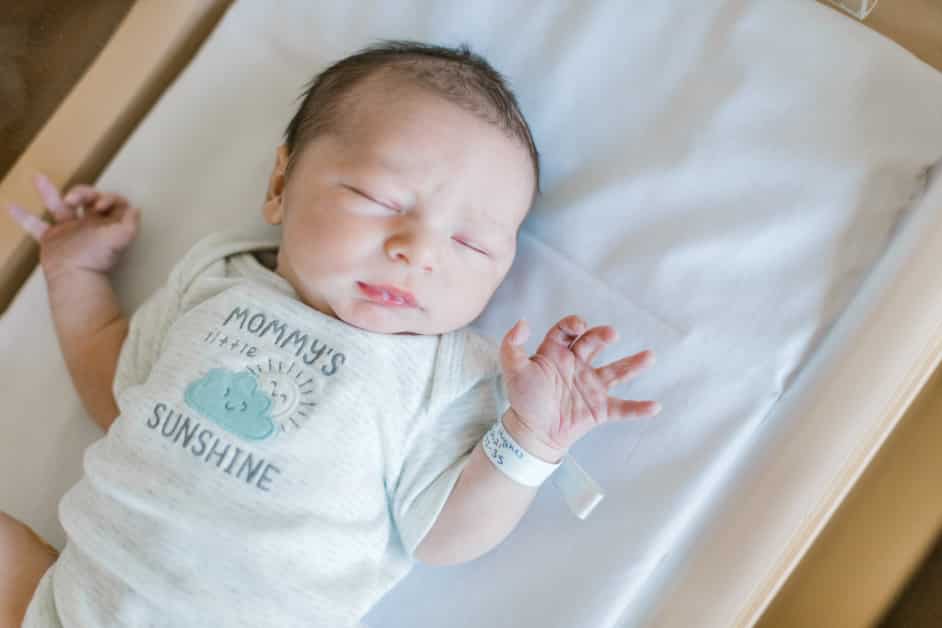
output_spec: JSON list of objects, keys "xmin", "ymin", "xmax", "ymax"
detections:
[
  {"xmin": 880, "ymin": 530, "xmax": 942, "ymax": 627},
  {"xmin": 0, "ymin": 0, "xmax": 134, "ymax": 180}
]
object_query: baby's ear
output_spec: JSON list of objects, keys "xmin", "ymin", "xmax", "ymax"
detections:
[{"xmin": 262, "ymin": 145, "xmax": 289, "ymax": 224}]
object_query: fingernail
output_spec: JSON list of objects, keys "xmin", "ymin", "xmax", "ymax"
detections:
[{"xmin": 651, "ymin": 403, "xmax": 662, "ymax": 415}]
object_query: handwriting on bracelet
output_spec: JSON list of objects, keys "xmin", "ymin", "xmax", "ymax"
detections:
[{"xmin": 483, "ymin": 423, "xmax": 526, "ymax": 466}]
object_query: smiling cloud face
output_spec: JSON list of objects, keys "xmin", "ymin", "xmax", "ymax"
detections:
[{"xmin": 184, "ymin": 368, "xmax": 275, "ymax": 440}]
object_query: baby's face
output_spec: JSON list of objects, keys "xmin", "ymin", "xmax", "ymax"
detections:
[{"xmin": 262, "ymin": 77, "xmax": 535, "ymax": 335}]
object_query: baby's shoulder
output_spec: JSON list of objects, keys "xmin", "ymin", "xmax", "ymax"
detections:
[
  {"xmin": 456, "ymin": 327, "xmax": 500, "ymax": 369},
  {"xmin": 435, "ymin": 327, "xmax": 502, "ymax": 398},
  {"xmin": 426, "ymin": 327, "xmax": 509, "ymax": 421},
  {"xmin": 168, "ymin": 229, "xmax": 281, "ymax": 297}
]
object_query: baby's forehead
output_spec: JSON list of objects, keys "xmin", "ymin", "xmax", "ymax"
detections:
[
  {"xmin": 305, "ymin": 71, "xmax": 534, "ymax": 224},
  {"xmin": 332, "ymin": 69, "xmax": 511, "ymax": 144}
]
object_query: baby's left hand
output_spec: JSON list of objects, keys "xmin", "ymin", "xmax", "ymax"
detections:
[{"xmin": 499, "ymin": 315, "xmax": 661, "ymax": 461}]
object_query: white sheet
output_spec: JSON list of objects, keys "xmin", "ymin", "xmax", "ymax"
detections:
[
  {"xmin": 3, "ymin": 1, "xmax": 942, "ymax": 626},
  {"xmin": 635, "ymin": 162, "xmax": 942, "ymax": 626}
]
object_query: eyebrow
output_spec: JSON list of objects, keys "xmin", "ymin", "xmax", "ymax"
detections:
[
  {"xmin": 375, "ymin": 154, "xmax": 406, "ymax": 177},
  {"xmin": 468, "ymin": 210, "xmax": 508, "ymax": 234}
]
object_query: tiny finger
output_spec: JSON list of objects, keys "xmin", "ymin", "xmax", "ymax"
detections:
[
  {"xmin": 109, "ymin": 204, "xmax": 139, "ymax": 230},
  {"xmin": 122, "ymin": 205, "xmax": 140, "ymax": 229},
  {"xmin": 63, "ymin": 185, "xmax": 100, "ymax": 208},
  {"xmin": 537, "ymin": 315, "xmax": 586, "ymax": 356},
  {"xmin": 597, "ymin": 350, "xmax": 655, "ymax": 387},
  {"xmin": 34, "ymin": 173, "xmax": 71, "ymax": 222},
  {"xmin": 570, "ymin": 325, "xmax": 617, "ymax": 365},
  {"xmin": 607, "ymin": 398, "xmax": 661, "ymax": 420},
  {"xmin": 513, "ymin": 319, "xmax": 529, "ymax": 344},
  {"xmin": 500, "ymin": 320, "xmax": 531, "ymax": 374},
  {"xmin": 93, "ymin": 193, "xmax": 128, "ymax": 212},
  {"xmin": 7, "ymin": 204, "xmax": 50, "ymax": 241}
]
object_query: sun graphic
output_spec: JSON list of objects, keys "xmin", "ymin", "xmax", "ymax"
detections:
[{"xmin": 246, "ymin": 357, "xmax": 318, "ymax": 435}]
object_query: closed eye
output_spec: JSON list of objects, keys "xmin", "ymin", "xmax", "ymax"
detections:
[
  {"xmin": 454, "ymin": 237, "xmax": 488, "ymax": 256},
  {"xmin": 343, "ymin": 185, "xmax": 400, "ymax": 212},
  {"xmin": 344, "ymin": 184, "xmax": 487, "ymax": 255}
]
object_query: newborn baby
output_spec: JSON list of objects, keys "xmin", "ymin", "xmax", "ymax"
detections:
[{"xmin": 4, "ymin": 41, "xmax": 660, "ymax": 627}]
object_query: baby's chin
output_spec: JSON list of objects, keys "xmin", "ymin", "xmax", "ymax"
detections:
[
  {"xmin": 335, "ymin": 299, "xmax": 433, "ymax": 336},
  {"xmin": 345, "ymin": 319, "xmax": 425, "ymax": 336}
]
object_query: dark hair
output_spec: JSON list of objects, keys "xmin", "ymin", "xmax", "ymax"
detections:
[{"xmin": 282, "ymin": 40, "xmax": 541, "ymax": 201}]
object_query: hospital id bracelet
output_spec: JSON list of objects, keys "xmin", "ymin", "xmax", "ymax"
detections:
[{"xmin": 482, "ymin": 417, "xmax": 562, "ymax": 487}]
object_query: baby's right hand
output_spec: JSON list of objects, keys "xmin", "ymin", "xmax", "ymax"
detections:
[{"xmin": 6, "ymin": 173, "xmax": 140, "ymax": 278}]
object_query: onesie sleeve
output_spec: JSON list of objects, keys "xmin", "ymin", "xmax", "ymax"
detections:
[
  {"xmin": 112, "ymin": 280, "xmax": 182, "ymax": 400},
  {"xmin": 388, "ymin": 331, "xmax": 509, "ymax": 560}
]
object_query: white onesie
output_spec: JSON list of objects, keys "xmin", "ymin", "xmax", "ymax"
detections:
[{"xmin": 23, "ymin": 230, "xmax": 508, "ymax": 627}]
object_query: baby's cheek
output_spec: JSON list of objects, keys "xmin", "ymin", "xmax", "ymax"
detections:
[
  {"xmin": 295, "ymin": 245, "xmax": 353, "ymax": 280},
  {"xmin": 286, "ymin": 219, "xmax": 360, "ymax": 271},
  {"xmin": 446, "ymin": 273, "xmax": 496, "ymax": 313}
]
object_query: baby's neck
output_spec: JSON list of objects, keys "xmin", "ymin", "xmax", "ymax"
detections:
[{"xmin": 253, "ymin": 249, "xmax": 278, "ymax": 271}]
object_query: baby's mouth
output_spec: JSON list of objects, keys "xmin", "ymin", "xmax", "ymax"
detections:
[{"xmin": 356, "ymin": 281, "xmax": 418, "ymax": 308}]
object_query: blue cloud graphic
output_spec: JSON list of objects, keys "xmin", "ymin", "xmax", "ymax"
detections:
[{"xmin": 184, "ymin": 368, "xmax": 275, "ymax": 440}]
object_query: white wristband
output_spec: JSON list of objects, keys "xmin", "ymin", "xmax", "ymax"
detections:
[{"xmin": 482, "ymin": 417, "xmax": 562, "ymax": 487}]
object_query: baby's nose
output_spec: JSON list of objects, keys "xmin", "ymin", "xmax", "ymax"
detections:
[
  {"xmin": 393, "ymin": 250, "xmax": 434, "ymax": 272},
  {"xmin": 387, "ymin": 233, "xmax": 436, "ymax": 272}
]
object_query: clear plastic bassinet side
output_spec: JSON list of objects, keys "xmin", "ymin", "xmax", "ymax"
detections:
[{"xmin": 827, "ymin": 0, "xmax": 880, "ymax": 20}]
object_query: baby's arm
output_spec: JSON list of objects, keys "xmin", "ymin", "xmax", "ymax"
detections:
[
  {"xmin": 7, "ymin": 175, "xmax": 140, "ymax": 432},
  {"xmin": 415, "ymin": 316, "xmax": 659, "ymax": 566},
  {"xmin": 414, "ymin": 406, "xmax": 559, "ymax": 566},
  {"xmin": 46, "ymin": 263, "xmax": 128, "ymax": 432}
]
